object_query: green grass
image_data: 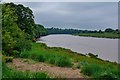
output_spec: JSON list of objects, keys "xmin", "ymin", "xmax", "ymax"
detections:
[
  {"xmin": 76, "ymin": 32, "xmax": 120, "ymax": 39},
  {"xmin": 20, "ymin": 43, "xmax": 73, "ymax": 67},
  {"xmin": 2, "ymin": 62, "xmax": 49, "ymax": 79},
  {"xmin": 79, "ymin": 61, "xmax": 119, "ymax": 79},
  {"xmin": 19, "ymin": 43, "xmax": 119, "ymax": 79}
]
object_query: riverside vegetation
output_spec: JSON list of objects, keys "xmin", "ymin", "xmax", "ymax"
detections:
[
  {"xmin": 46, "ymin": 28, "xmax": 120, "ymax": 39},
  {"xmin": 1, "ymin": 3, "xmax": 120, "ymax": 79},
  {"xmin": 20, "ymin": 43, "xmax": 120, "ymax": 79},
  {"xmin": 76, "ymin": 32, "xmax": 120, "ymax": 39}
]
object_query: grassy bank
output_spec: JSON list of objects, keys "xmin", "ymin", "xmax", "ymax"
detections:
[
  {"xmin": 20, "ymin": 43, "xmax": 73, "ymax": 67},
  {"xmin": 19, "ymin": 43, "xmax": 119, "ymax": 79},
  {"xmin": 75, "ymin": 33, "xmax": 120, "ymax": 39}
]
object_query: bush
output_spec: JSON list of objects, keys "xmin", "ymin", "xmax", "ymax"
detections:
[
  {"xmin": 55, "ymin": 56, "xmax": 72, "ymax": 67},
  {"xmin": 80, "ymin": 61, "xmax": 119, "ymax": 79},
  {"xmin": 47, "ymin": 55, "xmax": 56, "ymax": 64},
  {"xmin": 29, "ymin": 53, "xmax": 39, "ymax": 60},
  {"xmin": 20, "ymin": 51, "xmax": 29, "ymax": 58},
  {"xmin": 14, "ymin": 39, "xmax": 32, "ymax": 52},
  {"xmin": 88, "ymin": 53, "xmax": 98, "ymax": 58},
  {"xmin": 32, "ymin": 72, "xmax": 49, "ymax": 78},
  {"xmin": 36, "ymin": 54, "xmax": 46, "ymax": 62},
  {"xmin": 12, "ymin": 50, "xmax": 20, "ymax": 57},
  {"xmin": 80, "ymin": 62, "xmax": 97, "ymax": 76},
  {"xmin": 96, "ymin": 73, "xmax": 117, "ymax": 80},
  {"xmin": 80, "ymin": 62, "xmax": 103, "ymax": 76}
]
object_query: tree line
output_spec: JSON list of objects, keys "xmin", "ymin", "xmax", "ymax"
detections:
[{"xmin": 46, "ymin": 27, "xmax": 120, "ymax": 34}]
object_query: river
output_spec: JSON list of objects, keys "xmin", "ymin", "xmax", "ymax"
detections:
[{"xmin": 37, "ymin": 34, "xmax": 119, "ymax": 63}]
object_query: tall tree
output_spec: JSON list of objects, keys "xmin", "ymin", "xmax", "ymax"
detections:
[
  {"xmin": 2, "ymin": 3, "xmax": 47, "ymax": 56},
  {"xmin": 2, "ymin": 3, "xmax": 31, "ymax": 56}
]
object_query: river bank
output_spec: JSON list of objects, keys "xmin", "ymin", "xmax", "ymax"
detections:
[
  {"xmin": 19, "ymin": 42, "xmax": 120, "ymax": 79},
  {"xmin": 2, "ymin": 42, "xmax": 120, "ymax": 79},
  {"xmin": 74, "ymin": 32, "xmax": 120, "ymax": 39}
]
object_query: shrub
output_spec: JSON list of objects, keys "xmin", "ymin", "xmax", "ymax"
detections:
[
  {"xmin": 12, "ymin": 50, "xmax": 20, "ymax": 57},
  {"xmin": 80, "ymin": 61, "xmax": 119, "ymax": 79},
  {"xmin": 81, "ymin": 62, "xmax": 102, "ymax": 76},
  {"xmin": 47, "ymin": 55, "xmax": 56, "ymax": 64},
  {"xmin": 20, "ymin": 51, "xmax": 29, "ymax": 58},
  {"xmin": 55, "ymin": 56, "xmax": 72, "ymax": 67},
  {"xmin": 36, "ymin": 54, "xmax": 46, "ymax": 62},
  {"xmin": 29, "ymin": 53, "xmax": 39, "ymax": 61},
  {"xmin": 32, "ymin": 72, "xmax": 49, "ymax": 78},
  {"xmin": 88, "ymin": 53, "xmax": 98, "ymax": 58},
  {"xmin": 96, "ymin": 73, "xmax": 117, "ymax": 80}
]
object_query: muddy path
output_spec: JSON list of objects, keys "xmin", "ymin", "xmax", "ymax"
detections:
[{"xmin": 7, "ymin": 58, "xmax": 86, "ymax": 78}]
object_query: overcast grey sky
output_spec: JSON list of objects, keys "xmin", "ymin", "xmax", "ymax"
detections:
[{"xmin": 16, "ymin": 2, "xmax": 118, "ymax": 30}]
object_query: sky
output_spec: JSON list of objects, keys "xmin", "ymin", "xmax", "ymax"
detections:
[
  {"xmin": 14, "ymin": 2, "xmax": 118, "ymax": 30},
  {"xmin": 2, "ymin": 0, "xmax": 120, "ymax": 2}
]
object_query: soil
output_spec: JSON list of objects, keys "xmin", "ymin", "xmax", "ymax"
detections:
[{"xmin": 7, "ymin": 58, "xmax": 86, "ymax": 78}]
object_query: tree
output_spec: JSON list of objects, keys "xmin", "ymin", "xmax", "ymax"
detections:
[
  {"xmin": 4, "ymin": 3, "xmax": 36, "ymax": 39},
  {"xmin": 2, "ymin": 3, "xmax": 47, "ymax": 56},
  {"xmin": 35, "ymin": 24, "xmax": 47, "ymax": 38},
  {"xmin": 98, "ymin": 30, "xmax": 103, "ymax": 33},
  {"xmin": 105, "ymin": 28, "xmax": 114, "ymax": 33},
  {"xmin": 15, "ymin": 4, "xmax": 36, "ymax": 39},
  {"xmin": 2, "ymin": 3, "xmax": 32, "ymax": 56}
]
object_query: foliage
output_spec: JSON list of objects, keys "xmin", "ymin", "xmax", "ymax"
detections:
[
  {"xmin": 15, "ymin": 3, "xmax": 36, "ymax": 38},
  {"xmin": 2, "ymin": 3, "xmax": 46, "ymax": 56},
  {"xmin": 46, "ymin": 27, "xmax": 83, "ymax": 34},
  {"xmin": 19, "ymin": 42, "xmax": 120, "ymax": 79},
  {"xmin": 46, "ymin": 28, "xmax": 120, "ymax": 39},
  {"xmin": 2, "ymin": 3, "xmax": 31, "ymax": 56},
  {"xmin": 105, "ymin": 28, "xmax": 114, "ymax": 33},
  {"xmin": 20, "ymin": 43, "xmax": 120, "ymax": 79},
  {"xmin": 55, "ymin": 56, "xmax": 72, "ymax": 67},
  {"xmin": 2, "ymin": 2, "xmax": 120, "ymax": 79},
  {"xmin": 35, "ymin": 24, "xmax": 47, "ymax": 38},
  {"xmin": 78, "ymin": 32, "xmax": 120, "ymax": 39},
  {"xmin": 87, "ymin": 53, "xmax": 98, "ymax": 58},
  {"xmin": 79, "ymin": 61, "xmax": 120, "ymax": 80},
  {"xmin": 20, "ymin": 43, "xmax": 73, "ymax": 67}
]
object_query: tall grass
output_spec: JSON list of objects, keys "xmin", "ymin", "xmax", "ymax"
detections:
[
  {"xmin": 19, "ymin": 43, "xmax": 120, "ymax": 79},
  {"xmin": 79, "ymin": 61, "xmax": 120, "ymax": 80},
  {"xmin": 20, "ymin": 43, "xmax": 73, "ymax": 67}
]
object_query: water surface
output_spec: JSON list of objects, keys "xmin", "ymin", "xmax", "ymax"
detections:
[{"xmin": 37, "ymin": 34, "xmax": 118, "ymax": 63}]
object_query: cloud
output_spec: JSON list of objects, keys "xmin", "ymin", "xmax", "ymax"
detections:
[{"xmin": 15, "ymin": 2, "xmax": 118, "ymax": 30}]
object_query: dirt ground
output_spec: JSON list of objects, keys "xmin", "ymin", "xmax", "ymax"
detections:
[{"xmin": 7, "ymin": 58, "xmax": 86, "ymax": 78}]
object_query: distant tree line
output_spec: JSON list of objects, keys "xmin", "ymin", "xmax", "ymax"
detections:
[{"xmin": 46, "ymin": 27, "xmax": 120, "ymax": 34}]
